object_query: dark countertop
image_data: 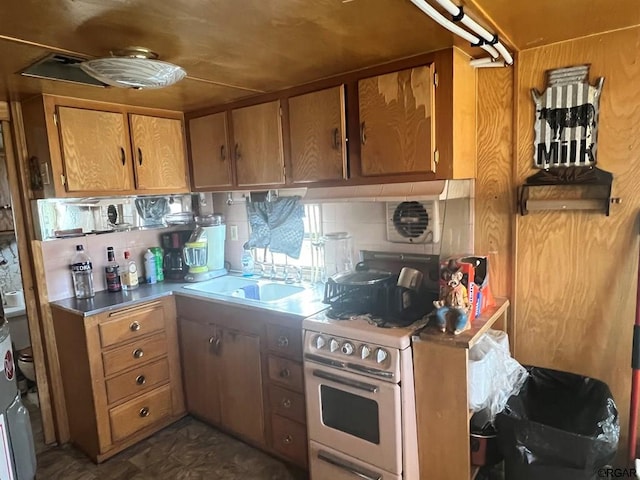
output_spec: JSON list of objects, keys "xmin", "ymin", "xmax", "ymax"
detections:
[{"xmin": 50, "ymin": 276, "xmax": 328, "ymax": 319}]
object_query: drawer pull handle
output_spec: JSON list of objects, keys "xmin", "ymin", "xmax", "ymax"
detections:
[
  {"xmin": 130, "ymin": 321, "xmax": 141, "ymax": 332},
  {"xmin": 282, "ymin": 434, "xmax": 293, "ymax": 445},
  {"xmin": 133, "ymin": 348, "xmax": 144, "ymax": 359},
  {"xmin": 281, "ymin": 398, "xmax": 292, "ymax": 409},
  {"xmin": 136, "ymin": 375, "xmax": 146, "ymax": 385},
  {"xmin": 277, "ymin": 336, "xmax": 289, "ymax": 348},
  {"xmin": 139, "ymin": 407, "xmax": 150, "ymax": 418},
  {"xmin": 279, "ymin": 368, "xmax": 291, "ymax": 378}
]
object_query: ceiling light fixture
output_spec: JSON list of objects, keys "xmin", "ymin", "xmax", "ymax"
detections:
[{"xmin": 80, "ymin": 47, "xmax": 186, "ymax": 89}]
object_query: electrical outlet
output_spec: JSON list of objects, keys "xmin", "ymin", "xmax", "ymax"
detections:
[{"xmin": 230, "ymin": 225, "xmax": 239, "ymax": 241}]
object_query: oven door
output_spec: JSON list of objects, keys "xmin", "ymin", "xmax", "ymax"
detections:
[
  {"xmin": 304, "ymin": 362, "xmax": 402, "ymax": 475},
  {"xmin": 310, "ymin": 441, "xmax": 401, "ymax": 480}
]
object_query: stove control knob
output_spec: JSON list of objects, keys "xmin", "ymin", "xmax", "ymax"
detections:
[
  {"xmin": 314, "ymin": 335, "xmax": 326, "ymax": 350},
  {"xmin": 341, "ymin": 342, "xmax": 354, "ymax": 355},
  {"xmin": 360, "ymin": 345, "xmax": 371, "ymax": 359},
  {"xmin": 375, "ymin": 348, "xmax": 389, "ymax": 364},
  {"xmin": 329, "ymin": 338, "xmax": 340, "ymax": 353}
]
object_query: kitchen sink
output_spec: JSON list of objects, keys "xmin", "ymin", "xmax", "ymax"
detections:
[
  {"xmin": 182, "ymin": 276, "xmax": 258, "ymax": 294},
  {"xmin": 256, "ymin": 283, "xmax": 305, "ymax": 302},
  {"xmin": 182, "ymin": 276, "xmax": 306, "ymax": 303}
]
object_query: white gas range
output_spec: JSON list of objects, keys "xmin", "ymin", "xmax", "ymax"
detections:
[{"xmin": 303, "ymin": 311, "xmax": 428, "ymax": 480}]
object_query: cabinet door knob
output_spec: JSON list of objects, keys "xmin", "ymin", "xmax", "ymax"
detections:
[
  {"xmin": 281, "ymin": 398, "xmax": 292, "ymax": 409},
  {"xmin": 120, "ymin": 147, "xmax": 126, "ymax": 166},
  {"xmin": 209, "ymin": 336, "xmax": 222, "ymax": 355},
  {"xmin": 277, "ymin": 336, "xmax": 289, "ymax": 348},
  {"xmin": 137, "ymin": 147, "xmax": 143, "ymax": 166},
  {"xmin": 360, "ymin": 122, "xmax": 367, "ymax": 145},
  {"xmin": 220, "ymin": 145, "xmax": 226, "ymax": 161},
  {"xmin": 136, "ymin": 375, "xmax": 146, "ymax": 385},
  {"xmin": 139, "ymin": 407, "xmax": 150, "ymax": 418},
  {"xmin": 282, "ymin": 434, "xmax": 293, "ymax": 445},
  {"xmin": 129, "ymin": 321, "xmax": 141, "ymax": 332},
  {"xmin": 133, "ymin": 348, "xmax": 144, "ymax": 359},
  {"xmin": 234, "ymin": 143, "xmax": 241, "ymax": 160},
  {"xmin": 279, "ymin": 368, "xmax": 291, "ymax": 378}
]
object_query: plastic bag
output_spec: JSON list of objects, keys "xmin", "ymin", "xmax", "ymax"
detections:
[
  {"xmin": 468, "ymin": 329, "xmax": 528, "ymax": 421},
  {"xmin": 495, "ymin": 367, "xmax": 619, "ymax": 480}
]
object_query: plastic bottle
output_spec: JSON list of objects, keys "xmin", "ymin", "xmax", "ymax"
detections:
[
  {"xmin": 241, "ymin": 246, "xmax": 254, "ymax": 277},
  {"xmin": 122, "ymin": 251, "xmax": 139, "ymax": 290},
  {"xmin": 150, "ymin": 247, "xmax": 164, "ymax": 282},
  {"xmin": 144, "ymin": 249, "xmax": 157, "ymax": 284},
  {"xmin": 104, "ymin": 247, "xmax": 122, "ymax": 292},
  {"xmin": 70, "ymin": 245, "xmax": 95, "ymax": 299}
]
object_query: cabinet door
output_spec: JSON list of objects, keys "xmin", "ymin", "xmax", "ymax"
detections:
[
  {"xmin": 130, "ymin": 114, "xmax": 189, "ymax": 191},
  {"xmin": 57, "ymin": 106, "xmax": 132, "ymax": 193},
  {"xmin": 232, "ymin": 101, "xmax": 285, "ymax": 186},
  {"xmin": 288, "ymin": 86, "xmax": 347, "ymax": 183},
  {"xmin": 179, "ymin": 318, "xmax": 221, "ymax": 425},
  {"xmin": 188, "ymin": 112, "xmax": 233, "ymax": 189},
  {"xmin": 358, "ymin": 65, "xmax": 435, "ymax": 176},
  {"xmin": 219, "ymin": 328, "xmax": 265, "ymax": 445}
]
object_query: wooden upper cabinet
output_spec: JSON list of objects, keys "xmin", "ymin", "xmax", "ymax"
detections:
[
  {"xmin": 358, "ymin": 65, "xmax": 435, "ymax": 177},
  {"xmin": 232, "ymin": 101, "xmax": 285, "ymax": 187},
  {"xmin": 130, "ymin": 114, "xmax": 189, "ymax": 192},
  {"xmin": 57, "ymin": 106, "xmax": 132, "ymax": 193},
  {"xmin": 288, "ymin": 86, "xmax": 347, "ymax": 184},
  {"xmin": 188, "ymin": 112, "xmax": 233, "ymax": 190}
]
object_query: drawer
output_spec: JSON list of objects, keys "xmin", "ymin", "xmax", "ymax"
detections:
[
  {"xmin": 268, "ymin": 385, "xmax": 305, "ymax": 424},
  {"xmin": 266, "ymin": 324, "xmax": 302, "ymax": 359},
  {"xmin": 102, "ymin": 333, "xmax": 167, "ymax": 377},
  {"xmin": 271, "ymin": 414, "xmax": 307, "ymax": 467},
  {"xmin": 109, "ymin": 384, "xmax": 172, "ymax": 443},
  {"xmin": 268, "ymin": 355, "xmax": 303, "ymax": 392},
  {"xmin": 99, "ymin": 301, "xmax": 166, "ymax": 348},
  {"xmin": 105, "ymin": 357, "xmax": 170, "ymax": 405}
]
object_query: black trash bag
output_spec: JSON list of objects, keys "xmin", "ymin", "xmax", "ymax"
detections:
[{"xmin": 495, "ymin": 366, "xmax": 619, "ymax": 480}]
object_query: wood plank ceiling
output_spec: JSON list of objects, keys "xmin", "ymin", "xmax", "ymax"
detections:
[{"xmin": 0, "ymin": 0, "xmax": 639, "ymax": 111}]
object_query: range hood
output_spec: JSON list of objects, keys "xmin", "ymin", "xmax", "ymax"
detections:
[{"xmin": 302, "ymin": 179, "xmax": 473, "ymax": 202}]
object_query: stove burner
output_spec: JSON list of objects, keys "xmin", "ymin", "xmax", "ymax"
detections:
[{"xmin": 325, "ymin": 306, "xmax": 431, "ymax": 329}]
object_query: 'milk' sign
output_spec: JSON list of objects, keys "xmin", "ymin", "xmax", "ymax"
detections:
[{"xmin": 531, "ymin": 65, "xmax": 604, "ymax": 169}]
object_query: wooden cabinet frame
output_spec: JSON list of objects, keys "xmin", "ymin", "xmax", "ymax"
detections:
[
  {"xmin": 186, "ymin": 46, "xmax": 476, "ymax": 191},
  {"xmin": 21, "ymin": 95, "xmax": 189, "ymax": 198}
]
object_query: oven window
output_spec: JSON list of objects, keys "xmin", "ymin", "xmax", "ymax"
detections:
[{"xmin": 320, "ymin": 385, "xmax": 380, "ymax": 444}]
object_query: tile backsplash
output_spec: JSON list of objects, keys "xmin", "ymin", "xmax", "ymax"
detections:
[
  {"xmin": 214, "ymin": 194, "xmax": 473, "ymax": 271},
  {"xmin": 42, "ymin": 228, "xmax": 175, "ymax": 301}
]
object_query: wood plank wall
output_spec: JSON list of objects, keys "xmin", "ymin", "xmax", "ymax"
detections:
[
  {"xmin": 511, "ymin": 26, "xmax": 640, "ymax": 442},
  {"xmin": 475, "ymin": 68, "xmax": 514, "ymax": 301}
]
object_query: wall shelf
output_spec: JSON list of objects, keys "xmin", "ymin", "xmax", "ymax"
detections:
[{"xmin": 517, "ymin": 166, "xmax": 618, "ymax": 216}]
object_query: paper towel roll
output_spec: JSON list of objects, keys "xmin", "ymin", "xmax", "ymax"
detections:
[{"xmin": 5, "ymin": 290, "xmax": 24, "ymax": 308}]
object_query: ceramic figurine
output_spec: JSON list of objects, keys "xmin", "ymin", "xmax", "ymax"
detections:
[{"xmin": 433, "ymin": 267, "xmax": 471, "ymax": 335}]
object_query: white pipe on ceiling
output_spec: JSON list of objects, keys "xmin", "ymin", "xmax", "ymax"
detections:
[
  {"xmin": 409, "ymin": 0, "xmax": 513, "ymax": 67},
  {"xmin": 408, "ymin": 0, "xmax": 499, "ymax": 60}
]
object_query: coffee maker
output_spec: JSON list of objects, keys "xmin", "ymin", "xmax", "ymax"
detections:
[
  {"xmin": 183, "ymin": 214, "xmax": 227, "ymax": 282},
  {"xmin": 160, "ymin": 230, "xmax": 192, "ymax": 281}
]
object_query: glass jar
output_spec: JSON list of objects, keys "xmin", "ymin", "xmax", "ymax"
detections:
[{"xmin": 322, "ymin": 232, "xmax": 355, "ymax": 281}]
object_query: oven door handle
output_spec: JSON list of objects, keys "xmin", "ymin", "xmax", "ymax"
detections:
[
  {"xmin": 304, "ymin": 353, "xmax": 346, "ymax": 369},
  {"xmin": 317, "ymin": 450, "xmax": 382, "ymax": 480},
  {"xmin": 312, "ymin": 370, "xmax": 379, "ymax": 393},
  {"xmin": 346, "ymin": 362, "xmax": 394, "ymax": 379}
]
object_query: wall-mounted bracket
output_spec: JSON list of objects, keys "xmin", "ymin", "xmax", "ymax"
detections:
[{"xmin": 518, "ymin": 166, "xmax": 619, "ymax": 216}]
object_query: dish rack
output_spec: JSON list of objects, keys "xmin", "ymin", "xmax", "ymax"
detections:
[{"xmin": 323, "ymin": 277, "xmax": 398, "ymax": 317}]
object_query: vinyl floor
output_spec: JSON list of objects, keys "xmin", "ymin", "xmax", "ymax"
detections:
[{"xmin": 27, "ymin": 399, "xmax": 306, "ymax": 480}]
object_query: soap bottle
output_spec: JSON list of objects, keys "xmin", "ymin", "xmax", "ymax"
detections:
[
  {"xmin": 144, "ymin": 249, "xmax": 157, "ymax": 284},
  {"xmin": 241, "ymin": 246, "xmax": 254, "ymax": 277},
  {"xmin": 122, "ymin": 251, "xmax": 139, "ymax": 290},
  {"xmin": 104, "ymin": 247, "xmax": 122, "ymax": 292},
  {"xmin": 70, "ymin": 245, "xmax": 95, "ymax": 299}
]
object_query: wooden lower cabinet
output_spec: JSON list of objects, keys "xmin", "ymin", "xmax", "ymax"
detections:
[
  {"xmin": 51, "ymin": 297, "xmax": 185, "ymax": 463},
  {"xmin": 177, "ymin": 300, "xmax": 265, "ymax": 447},
  {"xmin": 176, "ymin": 296, "xmax": 309, "ymax": 469}
]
